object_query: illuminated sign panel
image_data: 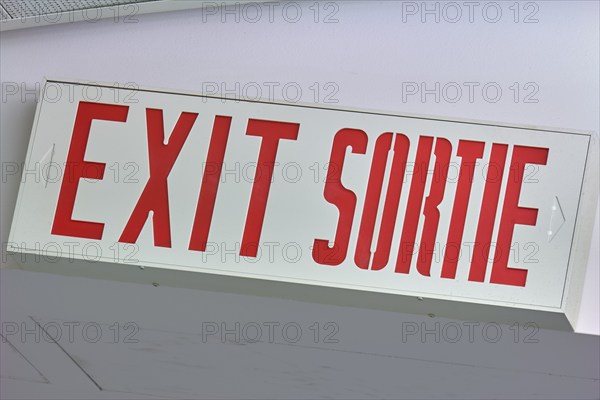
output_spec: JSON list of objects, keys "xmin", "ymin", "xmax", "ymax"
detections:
[{"xmin": 7, "ymin": 80, "xmax": 599, "ymax": 329}]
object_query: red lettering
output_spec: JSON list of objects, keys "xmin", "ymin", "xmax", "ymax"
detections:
[
  {"xmin": 440, "ymin": 140, "xmax": 485, "ymax": 279},
  {"xmin": 355, "ymin": 133, "xmax": 410, "ymax": 270},
  {"xmin": 240, "ymin": 119, "xmax": 300, "ymax": 257},
  {"xmin": 188, "ymin": 116, "xmax": 232, "ymax": 251},
  {"xmin": 119, "ymin": 109, "xmax": 198, "ymax": 247},
  {"xmin": 417, "ymin": 138, "xmax": 452, "ymax": 276},
  {"xmin": 52, "ymin": 101, "xmax": 129, "ymax": 240},
  {"xmin": 313, "ymin": 129, "xmax": 368, "ymax": 266},
  {"xmin": 490, "ymin": 145, "xmax": 549, "ymax": 287},
  {"xmin": 396, "ymin": 136, "xmax": 434, "ymax": 273},
  {"xmin": 469, "ymin": 143, "xmax": 508, "ymax": 282}
]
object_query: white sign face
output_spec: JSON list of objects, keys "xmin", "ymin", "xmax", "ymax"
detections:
[{"xmin": 7, "ymin": 80, "xmax": 599, "ymax": 326}]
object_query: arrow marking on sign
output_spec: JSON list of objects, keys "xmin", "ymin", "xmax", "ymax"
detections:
[
  {"xmin": 39, "ymin": 143, "xmax": 55, "ymax": 188},
  {"xmin": 548, "ymin": 196, "xmax": 565, "ymax": 242}
]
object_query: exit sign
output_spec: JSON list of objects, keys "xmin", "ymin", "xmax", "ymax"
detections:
[{"xmin": 7, "ymin": 79, "xmax": 599, "ymax": 330}]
